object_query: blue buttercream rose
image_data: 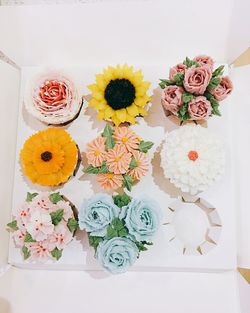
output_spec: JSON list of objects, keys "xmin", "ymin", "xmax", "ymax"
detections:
[
  {"xmin": 78, "ymin": 194, "xmax": 119, "ymax": 236},
  {"xmin": 96, "ymin": 237, "xmax": 139, "ymax": 274},
  {"xmin": 120, "ymin": 197, "xmax": 162, "ymax": 242}
]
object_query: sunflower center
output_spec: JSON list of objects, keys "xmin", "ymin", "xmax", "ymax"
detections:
[
  {"xmin": 41, "ymin": 151, "xmax": 53, "ymax": 162},
  {"xmin": 104, "ymin": 79, "xmax": 135, "ymax": 110},
  {"xmin": 188, "ymin": 150, "xmax": 199, "ymax": 161}
]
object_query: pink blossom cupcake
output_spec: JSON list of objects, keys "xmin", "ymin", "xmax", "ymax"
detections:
[
  {"xmin": 25, "ymin": 70, "xmax": 84, "ymax": 125},
  {"xmin": 83, "ymin": 124, "xmax": 153, "ymax": 191},
  {"xmin": 7, "ymin": 192, "xmax": 78, "ymax": 262},
  {"xmin": 159, "ymin": 55, "xmax": 233, "ymax": 123}
]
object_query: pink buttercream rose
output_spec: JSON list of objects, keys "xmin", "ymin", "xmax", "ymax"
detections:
[
  {"xmin": 210, "ymin": 76, "xmax": 233, "ymax": 101},
  {"xmin": 188, "ymin": 96, "xmax": 212, "ymax": 120},
  {"xmin": 169, "ymin": 63, "xmax": 187, "ymax": 80},
  {"xmin": 193, "ymin": 55, "xmax": 214, "ymax": 68},
  {"xmin": 48, "ymin": 223, "xmax": 73, "ymax": 250},
  {"xmin": 184, "ymin": 65, "xmax": 212, "ymax": 95},
  {"xmin": 161, "ymin": 86, "xmax": 184, "ymax": 115}
]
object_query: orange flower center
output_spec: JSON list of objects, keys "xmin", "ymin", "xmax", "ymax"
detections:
[
  {"xmin": 41, "ymin": 151, "xmax": 53, "ymax": 162},
  {"xmin": 115, "ymin": 156, "xmax": 121, "ymax": 162},
  {"xmin": 122, "ymin": 137, "xmax": 128, "ymax": 143},
  {"xmin": 94, "ymin": 150, "xmax": 100, "ymax": 156},
  {"xmin": 188, "ymin": 150, "xmax": 199, "ymax": 161},
  {"xmin": 107, "ymin": 173, "xmax": 114, "ymax": 179}
]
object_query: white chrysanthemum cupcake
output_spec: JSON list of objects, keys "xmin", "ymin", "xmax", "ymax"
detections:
[
  {"xmin": 160, "ymin": 125, "xmax": 225, "ymax": 195},
  {"xmin": 25, "ymin": 70, "xmax": 83, "ymax": 125}
]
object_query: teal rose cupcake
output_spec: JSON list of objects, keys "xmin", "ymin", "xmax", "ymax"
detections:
[{"xmin": 79, "ymin": 193, "xmax": 162, "ymax": 274}]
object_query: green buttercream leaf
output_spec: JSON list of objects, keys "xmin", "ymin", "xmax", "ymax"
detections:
[
  {"xmin": 129, "ymin": 156, "xmax": 137, "ymax": 170},
  {"xmin": 207, "ymin": 77, "xmax": 220, "ymax": 91},
  {"xmin": 123, "ymin": 174, "xmax": 133, "ymax": 191},
  {"xmin": 67, "ymin": 218, "xmax": 78, "ymax": 233},
  {"xmin": 135, "ymin": 241, "xmax": 148, "ymax": 252},
  {"xmin": 172, "ymin": 72, "xmax": 184, "ymax": 86},
  {"xmin": 88, "ymin": 235, "xmax": 103, "ymax": 251},
  {"xmin": 26, "ymin": 192, "xmax": 38, "ymax": 202},
  {"xmin": 7, "ymin": 220, "xmax": 18, "ymax": 231},
  {"xmin": 51, "ymin": 247, "xmax": 63, "ymax": 260},
  {"xmin": 212, "ymin": 65, "xmax": 224, "ymax": 77},
  {"xmin": 182, "ymin": 92, "xmax": 194, "ymax": 104},
  {"xmin": 204, "ymin": 93, "xmax": 221, "ymax": 116},
  {"xmin": 50, "ymin": 209, "xmax": 64, "ymax": 226},
  {"xmin": 102, "ymin": 124, "xmax": 115, "ymax": 149},
  {"xmin": 159, "ymin": 79, "xmax": 173, "ymax": 88},
  {"xmin": 106, "ymin": 218, "xmax": 128, "ymax": 239},
  {"xmin": 84, "ymin": 161, "xmax": 109, "ymax": 174},
  {"xmin": 22, "ymin": 246, "xmax": 31, "ymax": 260},
  {"xmin": 24, "ymin": 232, "xmax": 36, "ymax": 243},
  {"xmin": 178, "ymin": 103, "xmax": 190, "ymax": 121},
  {"xmin": 183, "ymin": 57, "xmax": 199, "ymax": 68},
  {"xmin": 49, "ymin": 192, "xmax": 63, "ymax": 204},
  {"xmin": 113, "ymin": 193, "xmax": 131, "ymax": 208},
  {"xmin": 138, "ymin": 141, "xmax": 154, "ymax": 153}
]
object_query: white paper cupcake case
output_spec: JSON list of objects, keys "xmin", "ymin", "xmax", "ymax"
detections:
[{"xmin": 163, "ymin": 197, "xmax": 222, "ymax": 256}]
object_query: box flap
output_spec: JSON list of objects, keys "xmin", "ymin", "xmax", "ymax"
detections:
[{"xmin": 0, "ymin": 60, "xmax": 20, "ymax": 269}]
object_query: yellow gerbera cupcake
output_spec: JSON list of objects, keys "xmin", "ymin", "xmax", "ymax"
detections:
[
  {"xmin": 20, "ymin": 128, "xmax": 79, "ymax": 186},
  {"xmin": 88, "ymin": 64, "xmax": 151, "ymax": 126}
]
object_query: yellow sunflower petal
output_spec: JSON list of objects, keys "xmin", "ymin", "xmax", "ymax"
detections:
[
  {"xmin": 111, "ymin": 115, "xmax": 121, "ymax": 126},
  {"xmin": 138, "ymin": 107, "xmax": 148, "ymax": 116},
  {"xmin": 126, "ymin": 104, "xmax": 139, "ymax": 117},
  {"xmin": 115, "ymin": 108, "xmax": 127, "ymax": 123},
  {"xmin": 87, "ymin": 84, "xmax": 99, "ymax": 93},
  {"xmin": 126, "ymin": 114, "xmax": 136, "ymax": 124},
  {"xmin": 104, "ymin": 106, "xmax": 115, "ymax": 119},
  {"xmin": 97, "ymin": 111, "xmax": 105, "ymax": 120},
  {"xmin": 89, "ymin": 99, "xmax": 107, "ymax": 110}
]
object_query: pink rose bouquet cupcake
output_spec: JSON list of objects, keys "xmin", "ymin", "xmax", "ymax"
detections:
[
  {"xmin": 7, "ymin": 192, "xmax": 78, "ymax": 262},
  {"xmin": 159, "ymin": 55, "xmax": 233, "ymax": 122},
  {"xmin": 83, "ymin": 124, "xmax": 153, "ymax": 191},
  {"xmin": 25, "ymin": 70, "xmax": 83, "ymax": 125}
]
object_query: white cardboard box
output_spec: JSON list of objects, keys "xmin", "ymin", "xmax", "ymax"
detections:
[{"xmin": 0, "ymin": 1, "xmax": 250, "ymax": 313}]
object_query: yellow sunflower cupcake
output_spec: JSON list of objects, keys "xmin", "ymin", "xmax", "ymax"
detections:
[
  {"xmin": 88, "ymin": 64, "xmax": 151, "ymax": 126},
  {"xmin": 20, "ymin": 128, "xmax": 79, "ymax": 186}
]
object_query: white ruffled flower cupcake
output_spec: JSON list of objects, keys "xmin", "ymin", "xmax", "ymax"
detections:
[
  {"xmin": 25, "ymin": 70, "xmax": 83, "ymax": 125},
  {"xmin": 160, "ymin": 125, "xmax": 225, "ymax": 195}
]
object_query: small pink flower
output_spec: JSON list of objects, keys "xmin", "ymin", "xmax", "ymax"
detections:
[
  {"xmin": 86, "ymin": 136, "xmax": 107, "ymax": 167},
  {"xmin": 28, "ymin": 241, "xmax": 53, "ymax": 260},
  {"xmin": 106, "ymin": 144, "xmax": 131, "ymax": 174},
  {"xmin": 161, "ymin": 86, "xmax": 184, "ymax": 115},
  {"xmin": 97, "ymin": 173, "xmax": 123, "ymax": 190},
  {"xmin": 14, "ymin": 203, "xmax": 32, "ymax": 229},
  {"xmin": 53, "ymin": 200, "xmax": 74, "ymax": 221},
  {"xmin": 169, "ymin": 63, "xmax": 187, "ymax": 80},
  {"xmin": 13, "ymin": 229, "xmax": 26, "ymax": 247},
  {"xmin": 188, "ymin": 96, "xmax": 212, "ymax": 120},
  {"xmin": 48, "ymin": 223, "xmax": 73, "ymax": 250},
  {"xmin": 193, "ymin": 55, "xmax": 214, "ymax": 68},
  {"xmin": 129, "ymin": 150, "xmax": 150, "ymax": 180},
  {"xmin": 113, "ymin": 127, "xmax": 140, "ymax": 153},
  {"xmin": 184, "ymin": 65, "xmax": 212, "ymax": 95},
  {"xmin": 31, "ymin": 192, "xmax": 52, "ymax": 211},
  {"xmin": 26, "ymin": 210, "xmax": 54, "ymax": 241},
  {"xmin": 210, "ymin": 76, "xmax": 233, "ymax": 101}
]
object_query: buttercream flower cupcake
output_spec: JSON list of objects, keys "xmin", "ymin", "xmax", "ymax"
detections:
[
  {"xmin": 83, "ymin": 124, "xmax": 153, "ymax": 191},
  {"xmin": 159, "ymin": 55, "xmax": 233, "ymax": 123},
  {"xmin": 25, "ymin": 70, "xmax": 83, "ymax": 125},
  {"xmin": 79, "ymin": 193, "xmax": 162, "ymax": 274},
  {"xmin": 88, "ymin": 64, "xmax": 151, "ymax": 126},
  {"xmin": 160, "ymin": 124, "xmax": 225, "ymax": 195},
  {"xmin": 20, "ymin": 128, "xmax": 80, "ymax": 186},
  {"xmin": 7, "ymin": 191, "xmax": 78, "ymax": 262}
]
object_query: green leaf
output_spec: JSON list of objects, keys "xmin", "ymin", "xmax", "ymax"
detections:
[
  {"xmin": 123, "ymin": 174, "xmax": 133, "ymax": 191},
  {"xmin": 207, "ymin": 77, "xmax": 220, "ymax": 91},
  {"xmin": 88, "ymin": 235, "xmax": 103, "ymax": 252},
  {"xmin": 172, "ymin": 72, "xmax": 184, "ymax": 86},
  {"xmin": 135, "ymin": 241, "xmax": 148, "ymax": 252},
  {"xmin": 138, "ymin": 141, "xmax": 154, "ymax": 153},
  {"xmin": 113, "ymin": 193, "xmax": 131, "ymax": 208},
  {"xmin": 102, "ymin": 124, "xmax": 115, "ymax": 149},
  {"xmin": 24, "ymin": 232, "xmax": 36, "ymax": 243},
  {"xmin": 182, "ymin": 92, "xmax": 194, "ymax": 104},
  {"xmin": 84, "ymin": 161, "xmax": 109, "ymax": 174},
  {"xmin": 106, "ymin": 218, "xmax": 128, "ymax": 239},
  {"xmin": 204, "ymin": 93, "xmax": 221, "ymax": 117},
  {"xmin": 159, "ymin": 79, "xmax": 173, "ymax": 89},
  {"xmin": 183, "ymin": 57, "xmax": 199, "ymax": 68},
  {"xmin": 7, "ymin": 220, "xmax": 18, "ymax": 231},
  {"xmin": 50, "ymin": 209, "xmax": 64, "ymax": 226},
  {"xmin": 26, "ymin": 192, "xmax": 38, "ymax": 202},
  {"xmin": 49, "ymin": 192, "xmax": 63, "ymax": 204},
  {"xmin": 129, "ymin": 156, "xmax": 137, "ymax": 170},
  {"xmin": 67, "ymin": 218, "xmax": 78, "ymax": 233},
  {"xmin": 178, "ymin": 102, "xmax": 190, "ymax": 121},
  {"xmin": 211, "ymin": 103, "xmax": 221, "ymax": 116},
  {"xmin": 22, "ymin": 246, "xmax": 31, "ymax": 260},
  {"xmin": 51, "ymin": 247, "xmax": 63, "ymax": 260},
  {"xmin": 212, "ymin": 65, "xmax": 224, "ymax": 77}
]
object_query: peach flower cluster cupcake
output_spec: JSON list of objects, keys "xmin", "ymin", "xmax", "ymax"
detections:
[{"xmin": 84, "ymin": 124, "xmax": 153, "ymax": 191}]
